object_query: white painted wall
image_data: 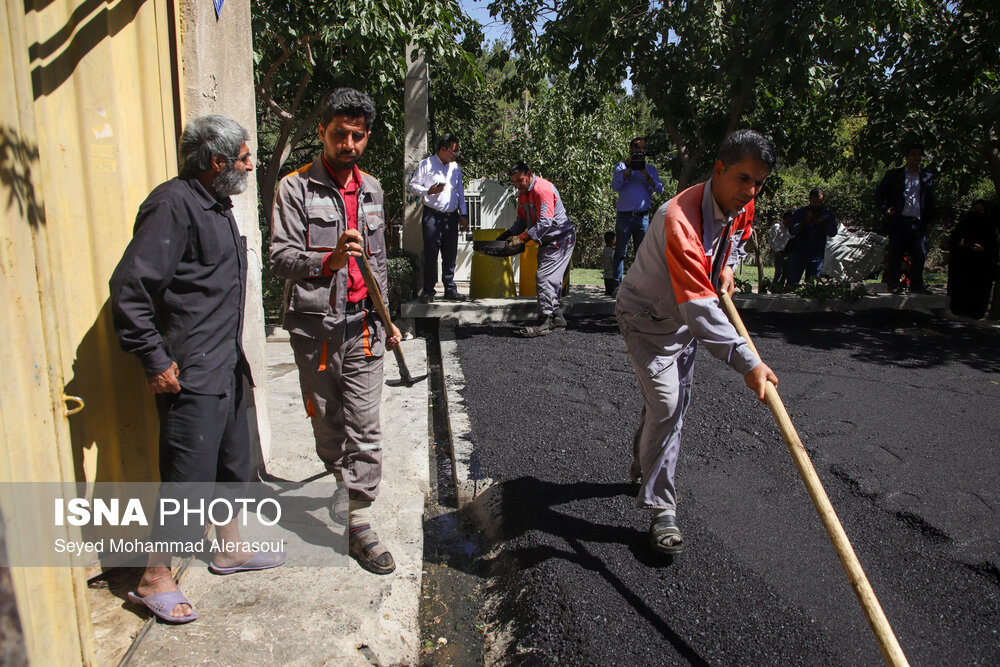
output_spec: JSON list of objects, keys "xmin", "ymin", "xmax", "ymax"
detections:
[{"xmin": 455, "ymin": 178, "xmax": 519, "ymax": 283}]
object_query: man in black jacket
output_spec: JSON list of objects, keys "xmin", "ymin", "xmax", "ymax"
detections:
[
  {"xmin": 111, "ymin": 115, "xmax": 284, "ymax": 624},
  {"xmin": 876, "ymin": 144, "xmax": 937, "ymax": 293}
]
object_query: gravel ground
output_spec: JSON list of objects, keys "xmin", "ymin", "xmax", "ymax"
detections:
[{"xmin": 454, "ymin": 310, "xmax": 1000, "ymax": 666}]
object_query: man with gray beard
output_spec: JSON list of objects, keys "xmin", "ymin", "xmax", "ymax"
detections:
[{"xmin": 111, "ymin": 115, "xmax": 284, "ymax": 624}]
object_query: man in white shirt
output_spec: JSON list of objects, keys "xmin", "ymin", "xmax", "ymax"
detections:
[{"xmin": 409, "ymin": 134, "xmax": 468, "ymax": 302}]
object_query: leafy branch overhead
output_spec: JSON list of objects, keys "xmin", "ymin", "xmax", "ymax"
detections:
[
  {"xmin": 252, "ymin": 0, "xmax": 478, "ymax": 223},
  {"xmin": 487, "ymin": 0, "xmax": 999, "ymax": 196}
]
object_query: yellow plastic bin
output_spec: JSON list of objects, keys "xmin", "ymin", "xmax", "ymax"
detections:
[
  {"xmin": 470, "ymin": 229, "xmax": 517, "ymax": 299},
  {"xmin": 518, "ymin": 241, "xmax": 571, "ymax": 297}
]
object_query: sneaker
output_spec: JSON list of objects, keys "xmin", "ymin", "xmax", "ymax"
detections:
[
  {"xmin": 442, "ymin": 290, "xmax": 466, "ymax": 302},
  {"xmin": 419, "ymin": 293, "xmax": 434, "ymax": 304},
  {"xmin": 329, "ymin": 485, "xmax": 349, "ymax": 525}
]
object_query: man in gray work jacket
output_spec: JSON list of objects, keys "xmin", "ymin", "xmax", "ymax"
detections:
[{"xmin": 270, "ymin": 88, "xmax": 401, "ymax": 575}]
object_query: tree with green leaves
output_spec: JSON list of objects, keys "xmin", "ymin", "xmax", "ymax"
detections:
[
  {"xmin": 251, "ymin": 0, "xmax": 476, "ymax": 222},
  {"xmin": 487, "ymin": 0, "xmax": 899, "ymax": 189},
  {"xmin": 433, "ymin": 45, "xmax": 670, "ymax": 267},
  {"xmin": 856, "ymin": 1, "xmax": 1000, "ymax": 200}
]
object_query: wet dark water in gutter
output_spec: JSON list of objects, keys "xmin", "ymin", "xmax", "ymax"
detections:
[{"xmin": 418, "ymin": 320, "xmax": 487, "ymax": 666}]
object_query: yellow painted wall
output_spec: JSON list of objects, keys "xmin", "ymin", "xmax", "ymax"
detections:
[
  {"xmin": 2, "ymin": 0, "xmax": 180, "ymax": 662},
  {"xmin": 26, "ymin": 0, "xmax": 179, "ymax": 486}
]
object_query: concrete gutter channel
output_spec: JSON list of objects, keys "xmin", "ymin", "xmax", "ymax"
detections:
[{"xmin": 93, "ymin": 284, "xmax": 994, "ymax": 666}]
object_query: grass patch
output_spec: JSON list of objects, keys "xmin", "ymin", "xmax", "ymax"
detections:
[
  {"xmin": 572, "ymin": 264, "xmax": 945, "ymax": 289},
  {"xmin": 570, "ymin": 268, "xmax": 604, "ymax": 285},
  {"xmin": 571, "ymin": 264, "xmax": 775, "ymax": 286}
]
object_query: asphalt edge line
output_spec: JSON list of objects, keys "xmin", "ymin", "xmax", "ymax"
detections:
[
  {"xmin": 438, "ymin": 319, "xmax": 494, "ymax": 510},
  {"xmin": 438, "ymin": 319, "xmax": 512, "ymax": 665},
  {"xmin": 383, "ymin": 337, "xmax": 431, "ymax": 664}
]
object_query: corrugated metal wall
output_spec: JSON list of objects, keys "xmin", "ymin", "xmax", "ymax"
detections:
[{"xmin": 2, "ymin": 0, "xmax": 179, "ymax": 662}]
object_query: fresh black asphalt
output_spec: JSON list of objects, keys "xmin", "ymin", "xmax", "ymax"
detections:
[{"xmin": 452, "ymin": 309, "xmax": 1000, "ymax": 666}]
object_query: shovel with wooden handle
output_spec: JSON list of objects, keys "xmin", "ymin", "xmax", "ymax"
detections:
[
  {"xmin": 355, "ymin": 251, "xmax": 425, "ymax": 386},
  {"xmin": 719, "ymin": 291, "xmax": 909, "ymax": 667}
]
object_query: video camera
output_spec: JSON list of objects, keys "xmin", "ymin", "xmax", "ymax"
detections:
[{"xmin": 628, "ymin": 151, "xmax": 646, "ymax": 171}]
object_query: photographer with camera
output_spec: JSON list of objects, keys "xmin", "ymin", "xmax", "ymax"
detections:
[{"xmin": 611, "ymin": 137, "xmax": 664, "ymax": 292}]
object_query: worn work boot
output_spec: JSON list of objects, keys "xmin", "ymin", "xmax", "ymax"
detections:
[
  {"xmin": 349, "ymin": 524, "xmax": 396, "ymax": 575},
  {"xmin": 518, "ymin": 314, "xmax": 565, "ymax": 338}
]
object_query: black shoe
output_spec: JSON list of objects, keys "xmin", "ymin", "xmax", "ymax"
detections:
[
  {"xmin": 442, "ymin": 290, "xmax": 466, "ymax": 302},
  {"xmin": 419, "ymin": 293, "xmax": 434, "ymax": 304},
  {"xmin": 551, "ymin": 309, "xmax": 567, "ymax": 328},
  {"xmin": 518, "ymin": 316, "xmax": 565, "ymax": 338}
]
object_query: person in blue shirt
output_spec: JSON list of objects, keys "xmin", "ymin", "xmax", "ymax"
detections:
[
  {"xmin": 611, "ymin": 138, "xmax": 664, "ymax": 290},
  {"xmin": 787, "ymin": 188, "xmax": 837, "ymax": 285}
]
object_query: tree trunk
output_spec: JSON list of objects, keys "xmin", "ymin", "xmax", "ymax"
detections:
[
  {"xmin": 257, "ymin": 69, "xmax": 314, "ymax": 227},
  {"xmin": 753, "ymin": 227, "xmax": 765, "ymax": 288},
  {"xmin": 522, "ymin": 90, "xmax": 530, "ymax": 136},
  {"xmin": 677, "ymin": 147, "xmax": 709, "ymax": 191}
]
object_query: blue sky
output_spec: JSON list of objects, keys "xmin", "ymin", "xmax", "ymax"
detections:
[
  {"xmin": 457, "ymin": 0, "xmax": 635, "ymax": 93},
  {"xmin": 459, "ymin": 0, "xmax": 512, "ymax": 44}
]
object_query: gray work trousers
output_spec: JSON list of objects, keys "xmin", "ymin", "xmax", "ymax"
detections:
[
  {"xmin": 618, "ymin": 309, "xmax": 698, "ymax": 510},
  {"xmin": 290, "ymin": 313, "xmax": 385, "ymax": 502},
  {"xmin": 536, "ymin": 231, "xmax": 575, "ymax": 316}
]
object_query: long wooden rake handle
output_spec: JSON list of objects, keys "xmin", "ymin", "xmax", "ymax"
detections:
[
  {"xmin": 720, "ymin": 292, "xmax": 908, "ymax": 667},
  {"xmin": 356, "ymin": 252, "xmax": 413, "ymax": 384}
]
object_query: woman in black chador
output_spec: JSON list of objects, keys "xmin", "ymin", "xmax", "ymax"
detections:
[{"xmin": 948, "ymin": 200, "xmax": 999, "ymax": 318}]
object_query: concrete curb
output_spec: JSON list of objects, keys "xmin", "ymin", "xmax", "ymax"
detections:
[
  {"xmin": 731, "ymin": 290, "xmax": 950, "ymax": 314},
  {"xmin": 439, "ymin": 320, "xmax": 493, "ymax": 509}
]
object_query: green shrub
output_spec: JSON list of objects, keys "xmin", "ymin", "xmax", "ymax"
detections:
[
  {"xmin": 793, "ymin": 280, "xmax": 867, "ymax": 301},
  {"xmin": 733, "ymin": 276, "xmax": 754, "ymax": 294},
  {"xmin": 386, "ymin": 249, "xmax": 419, "ymax": 319},
  {"xmin": 261, "ymin": 267, "xmax": 285, "ymax": 326},
  {"xmin": 259, "ymin": 243, "xmax": 419, "ymax": 325}
]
